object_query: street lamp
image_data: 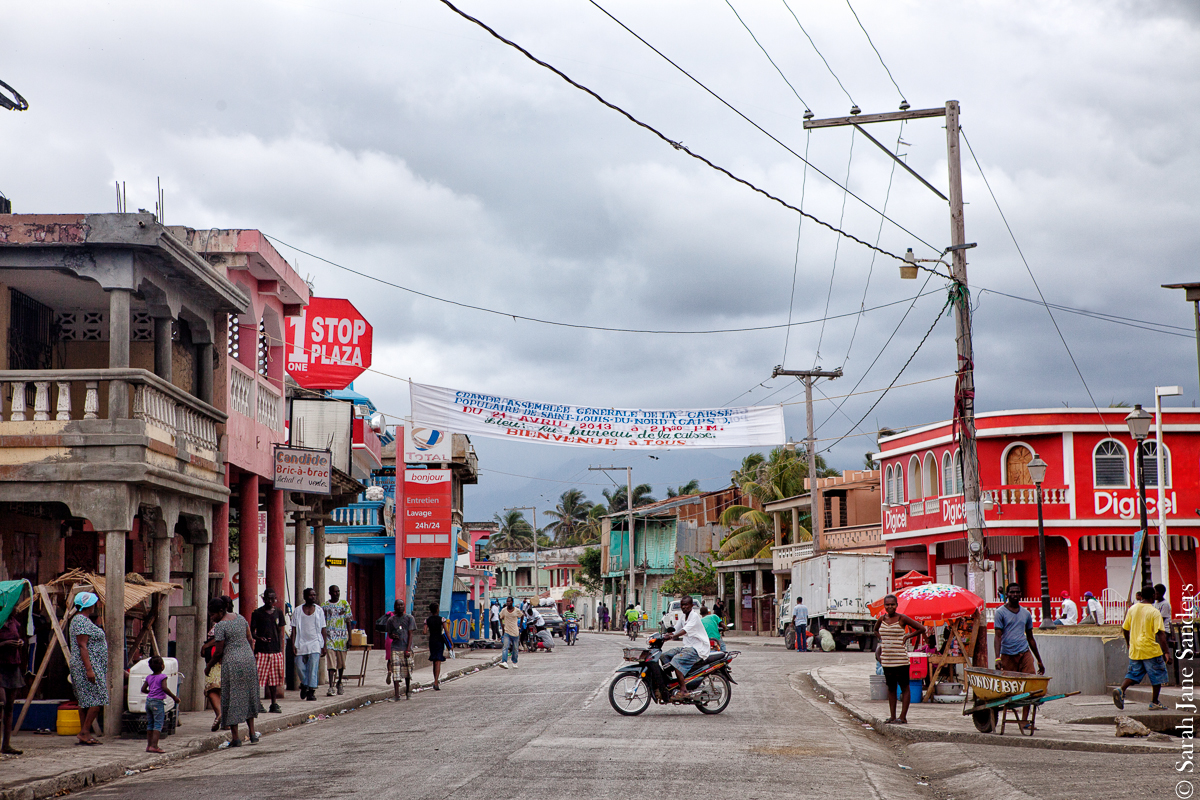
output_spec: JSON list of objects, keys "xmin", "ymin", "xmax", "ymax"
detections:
[
  {"xmin": 1125, "ymin": 404, "xmax": 1154, "ymax": 588},
  {"xmin": 1026, "ymin": 453, "xmax": 1054, "ymax": 629}
]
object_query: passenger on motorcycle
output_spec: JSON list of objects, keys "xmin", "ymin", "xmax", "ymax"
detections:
[
  {"xmin": 624, "ymin": 604, "xmax": 639, "ymax": 635},
  {"xmin": 658, "ymin": 596, "xmax": 711, "ymax": 699},
  {"xmin": 525, "ymin": 606, "xmax": 554, "ymax": 651}
]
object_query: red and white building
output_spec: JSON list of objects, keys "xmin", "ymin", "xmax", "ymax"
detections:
[{"xmin": 876, "ymin": 407, "xmax": 1198, "ymax": 616}]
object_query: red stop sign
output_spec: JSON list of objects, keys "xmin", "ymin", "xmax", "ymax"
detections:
[{"xmin": 286, "ymin": 297, "xmax": 373, "ymax": 390}]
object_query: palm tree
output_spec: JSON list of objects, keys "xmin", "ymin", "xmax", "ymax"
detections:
[
  {"xmin": 489, "ymin": 510, "xmax": 533, "ymax": 550},
  {"xmin": 602, "ymin": 483, "xmax": 655, "ymax": 513},
  {"xmin": 543, "ymin": 489, "xmax": 594, "ymax": 545},
  {"xmin": 576, "ymin": 504, "xmax": 606, "ymax": 545},
  {"xmin": 716, "ymin": 504, "xmax": 812, "ymax": 560},
  {"xmin": 730, "ymin": 447, "xmax": 837, "ymax": 505},
  {"xmin": 666, "ymin": 479, "xmax": 701, "ymax": 498}
]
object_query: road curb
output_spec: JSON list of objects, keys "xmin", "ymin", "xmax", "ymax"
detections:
[
  {"xmin": 0, "ymin": 656, "xmax": 501, "ymax": 800},
  {"xmin": 807, "ymin": 667, "xmax": 1173, "ymax": 755}
]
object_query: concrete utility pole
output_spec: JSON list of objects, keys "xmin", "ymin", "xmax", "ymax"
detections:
[
  {"xmin": 590, "ymin": 466, "xmax": 635, "ymax": 609},
  {"xmin": 771, "ymin": 366, "xmax": 842, "ymax": 552},
  {"xmin": 505, "ymin": 506, "xmax": 539, "ymax": 599},
  {"xmin": 805, "ymin": 101, "xmax": 987, "ymax": 596}
]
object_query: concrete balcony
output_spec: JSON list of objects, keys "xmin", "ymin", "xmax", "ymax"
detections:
[
  {"xmin": 0, "ymin": 368, "xmax": 228, "ymax": 517},
  {"xmin": 771, "ymin": 541, "xmax": 813, "ymax": 573}
]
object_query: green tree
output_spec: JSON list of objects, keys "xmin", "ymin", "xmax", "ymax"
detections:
[
  {"xmin": 489, "ymin": 510, "xmax": 533, "ymax": 550},
  {"xmin": 730, "ymin": 446, "xmax": 837, "ymax": 505},
  {"xmin": 578, "ymin": 546, "xmax": 602, "ymax": 591},
  {"xmin": 543, "ymin": 489, "xmax": 594, "ymax": 545},
  {"xmin": 602, "ymin": 483, "xmax": 655, "ymax": 513},
  {"xmin": 666, "ymin": 479, "xmax": 701, "ymax": 498},
  {"xmin": 660, "ymin": 554, "xmax": 717, "ymax": 595}
]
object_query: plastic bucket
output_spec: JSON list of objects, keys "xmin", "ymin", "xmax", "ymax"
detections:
[
  {"xmin": 56, "ymin": 703, "xmax": 81, "ymax": 736},
  {"xmin": 869, "ymin": 674, "xmax": 887, "ymax": 701},
  {"xmin": 908, "ymin": 679, "xmax": 924, "ymax": 703}
]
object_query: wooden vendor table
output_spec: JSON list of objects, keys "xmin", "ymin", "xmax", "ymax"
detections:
[{"xmin": 346, "ymin": 644, "xmax": 373, "ymax": 687}]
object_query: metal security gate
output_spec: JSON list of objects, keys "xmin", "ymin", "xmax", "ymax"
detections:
[{"xmin": 9, "ymin": 288, "xmax": 53, "ymax": 369}]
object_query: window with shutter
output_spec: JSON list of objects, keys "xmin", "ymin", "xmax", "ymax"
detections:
[{"xmin": 1093, "ymin": 440, "xmax": 1128, "ymax": 488}]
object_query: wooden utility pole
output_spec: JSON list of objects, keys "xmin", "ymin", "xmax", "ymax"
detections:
[
  {"xmin": 590, "ymin": 465, "xmax": 635, "ymax": 609},
  {"xmin": 804, "ymin": 101, "xmax": 987, "ymax": 594},
  {"xmin": 771, "ymin": 366, "xmax": 842, "ymax": 552}
]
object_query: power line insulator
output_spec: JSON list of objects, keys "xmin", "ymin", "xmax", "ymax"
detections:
[
  {"xmin": 850, "ymin": 105, "xmax": 861, "ymax": 116},
  {"xmin": 899, "ymin": 100, "xmax": 910, "ymax": 111}
]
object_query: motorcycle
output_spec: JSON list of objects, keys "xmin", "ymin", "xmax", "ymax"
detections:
[
  {"xmin": 608, "ymin": 630, "xmax": 737, "ymax": 716},
  {"xmin": 524, "ymin": 626, "xmax": 553, "ymax": 653},
  {"xmin": 626, "ymin": 620, "xmax": 640, "ymax": 641},
  {"xmin": 564, "ymin": 619, "xmax": 579, "ymax": 646}
]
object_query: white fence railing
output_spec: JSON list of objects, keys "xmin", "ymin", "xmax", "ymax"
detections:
[{"xmin": 230, "ymin": 366, "xmax": 254, "ymax": 419}]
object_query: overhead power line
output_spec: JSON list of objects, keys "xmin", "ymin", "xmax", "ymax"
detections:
[
  {"xmin": 779, "ymin": 0, "xmax": 856, "ymax": 107},
  {"xmin": 843, "ymin": 0, "xmax": 907, "ymax": 104},
  {"xmin": 725, "ymin": 0, "xmax": 811, "ymax": 110},
  {"xmin": 580, "ymin": 0, "xmax": 941, "ymax": 255}
]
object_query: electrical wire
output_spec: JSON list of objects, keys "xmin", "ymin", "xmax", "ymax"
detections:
[
  {"xmin": 960, "ymin": 129, "xmax": 1115, "ymax": 434},
  {"xmin": 580, "ymin": 0, "xmax": 940, "ymax": 255},
  {"xmin": 269, "ymin": 232, "xmax": 946, "ymax": 335},
  {"xmin": 844, "ymin": 0, "xmax": 906, "ymax": 104},
  {"xmin": 978, "ymin": 288, "xmax": 1192, "ymax": 338},
  {"xmin": 821, "ymin": 289, "xmax": 953, "ymax": 453},
  {"xmin": 780, "ymin": 130, "xmax": 812, "ymax": 367},
  {"xmin": 724, "ymin": 0, "xmax": 811, "ymax": 110},
  {"xmin": 813, "ymin": 128, "xmax": 856, "ymax": 365},
  {"xmin": 842, "ymin": 121, "xmax": 906, "ymax": 365},
  {"xmin": 778, "ymin": 0, "xmax": 856, "ymax": 107}
]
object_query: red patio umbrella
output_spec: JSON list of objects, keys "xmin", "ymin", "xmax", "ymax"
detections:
[
  {"xmin": 893, "ymin": 570, "xmax": 934, "ymax": 589},
  {"xmin": 868, "ymin": 583, "xmax": 984, "ymax": 625}
]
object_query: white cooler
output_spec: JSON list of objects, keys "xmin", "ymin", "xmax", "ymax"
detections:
[{"xmin": 127, "ymin": 657, "xmax": 180, "ymax": 713}]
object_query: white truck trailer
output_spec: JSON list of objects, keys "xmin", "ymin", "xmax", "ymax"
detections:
[{"xmin": 781, "ymin": 552, "xmax": 893, "ymax": 651}]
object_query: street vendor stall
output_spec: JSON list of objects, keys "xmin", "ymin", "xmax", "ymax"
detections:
[
  {"xmin": 869, "ymin": 583, "xmax": 985, "ymax": 702},
  {"xmin": 12, "ymin": 569, "xmax": 180, "ymax": 734}
]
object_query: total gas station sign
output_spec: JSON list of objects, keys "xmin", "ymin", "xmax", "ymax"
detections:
[{"xmin": 286, "ymin": 297, "xmax": 373, "ymax": 390}]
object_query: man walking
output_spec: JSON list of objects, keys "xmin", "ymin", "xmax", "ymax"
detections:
[
  {"xmin": 598, "ymin": 602, "xmax": 609, "ymax": 632},
  {"xmin": 291, "ymin": 588, "xmax": 327, "ymax": 701},
  {"xmin": 385, "ymin": 599, "xmax": 417, "ymax": 700},
  {"xmin": 250, "ymin": 588, "xmax": 286, "ymax": 713},
  {"xmin": 489, "ymin": 600, "xmax": 501, "ymax": 640},
  {"xmin": 1114, "ymin": 585, "xmax": 1172, "ymax": 711},
  {"xmin": 792, "ymin": 595, "xmax": 809, "ymax": 651},
  {"xmin": 498, "ymin": 597, "xmax": 522, "ymax": 669},
  {"xmin": 994, "ymin": 582, "xmax": 1045, "ymax": 730},
  {"xmin": 322, "ymin": 585, "xmax": 351, "ymax": 696}
]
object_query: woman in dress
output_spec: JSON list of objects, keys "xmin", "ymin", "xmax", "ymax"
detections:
[
  {"xmin": 68, "ymin": 592, "xmax": 107, "ymax": 745},
  {"xmin": 872, "ymin": 594, "xmax": 927, "ymax": 725},
  {"xmin": 204, "ymin": 597, "xmax": 263, "ymax": 746},
  {"xmin": 426, "ymin": 602, "xmax": 449, "ymax": 691}
]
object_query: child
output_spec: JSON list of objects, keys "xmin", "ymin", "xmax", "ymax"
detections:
[{"xmin": 141, "ymin": 656, "xmax": 180, "ymax": 753}]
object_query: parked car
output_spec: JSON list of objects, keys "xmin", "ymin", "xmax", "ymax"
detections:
[{"xmin": 538, "ymin": 608, "xmax": 564, "ymax": 637}]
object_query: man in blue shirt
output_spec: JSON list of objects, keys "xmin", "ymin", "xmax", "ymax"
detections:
[
  {"xmin": 993, "ymin": 582, "xmax": 1045, "ymax": 730},
  {"xmin": 792, "ymin": 596, "xmax": 809, "ymax": 652}
]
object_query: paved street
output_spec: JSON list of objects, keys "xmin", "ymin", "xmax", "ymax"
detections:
[{"xmin": 73, "ymin": 635, "xmax": 1179, "ymax": 800}]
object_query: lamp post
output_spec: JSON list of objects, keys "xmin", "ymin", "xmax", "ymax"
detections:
[
  {"xmin": 1026, "ymin": 453, "xmax": 1053, "ymax": 629},
  {"xmin": 1125, "ymin": 404, "xmax": 1154, "ymax": 588}
]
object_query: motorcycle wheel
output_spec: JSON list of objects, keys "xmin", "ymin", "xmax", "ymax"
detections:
[
  {"xmin": 609, "ymin": 674, "xmax": 651, "ymax": 716},
  {"xmin": 694, "ymin": 673, "xmax": 732, "ymax": 715}
]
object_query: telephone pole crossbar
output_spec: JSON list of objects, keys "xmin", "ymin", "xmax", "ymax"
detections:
[{"xmin": 771, "ymin": 367, "xmax": 842, "ymax": 553}]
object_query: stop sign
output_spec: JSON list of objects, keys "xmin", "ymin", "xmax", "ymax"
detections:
[{"xmin": 286, "ymin": 297, "xmax": 373, "ymax": 390}]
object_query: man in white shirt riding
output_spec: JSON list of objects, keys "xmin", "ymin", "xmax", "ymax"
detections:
[{"xmin": 658, "ymin": 595, "xmax": 711, "ymax": 699}]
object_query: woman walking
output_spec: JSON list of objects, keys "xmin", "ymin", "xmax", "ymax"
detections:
[
  {"xmin": 67, "ymin": 592, "xmax": 107, "ymax": 745},
  {"xmin": 426, "ymin": 602, "xmax": 449, "ymax": 690},
  {"xmin": 873, "ymin": 594, "xmax": 927, "ymax": 725},
  {"xmin": 204, "ymin": 597, "xmax": 263, "ymax": 746}
]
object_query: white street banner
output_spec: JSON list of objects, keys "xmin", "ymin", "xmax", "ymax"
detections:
[{"xmin": 409, "ymin": 382, "xmax": 785, "ymax": 449}]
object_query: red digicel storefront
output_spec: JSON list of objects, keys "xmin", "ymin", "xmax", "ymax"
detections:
[{"xmin": 877, "ymin": 407, "xmax": 1200, "ymax": 618}]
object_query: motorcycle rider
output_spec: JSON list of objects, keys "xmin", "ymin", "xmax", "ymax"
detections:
[
  {"xmin": 525, "ymin": 605, "xmax": 554, "ymax": 651},
  {"xmin": 563, "ymin": 605, "xmax": 579, "ymax": 644},
  {"xmin": 658, "ymin": 595, "xmax": 711, "ymax": 700},
  {"xmin": 625, "ymin": 604, "xmax": 639, "ymax": 637}
]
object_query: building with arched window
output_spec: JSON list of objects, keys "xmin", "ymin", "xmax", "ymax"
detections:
[{"xmin": 875, "ymin": 407, "xmax": 1200, "ymax": 614}]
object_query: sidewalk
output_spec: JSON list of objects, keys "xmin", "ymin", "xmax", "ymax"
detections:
[
  {"xmin": 0, "ymin": 648, "xmax": 499, "ymax": 800},
  {"xmin": 810, "ymin": 661, "xmax": 1179, "ymax": 755}
]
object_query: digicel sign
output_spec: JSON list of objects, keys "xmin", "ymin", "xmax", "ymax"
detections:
[{"xmin": 286, "ymin": 297, "xmax": 373, "ymax": 390}]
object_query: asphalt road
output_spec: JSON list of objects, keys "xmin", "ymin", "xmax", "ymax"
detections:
[{"xmin": 77, "ymin": 635, "xmax": 1179, "ymax": 799}]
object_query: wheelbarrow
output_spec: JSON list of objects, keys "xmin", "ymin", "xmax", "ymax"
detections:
[{"xmin": 961, "ymin": 666, "xmax": 1080, "ymax": 736}]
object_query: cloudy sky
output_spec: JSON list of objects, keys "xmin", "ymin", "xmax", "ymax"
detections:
[{"xmin": 4, "ymin": 0, "xmax": 1198, "ymax": 520}]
